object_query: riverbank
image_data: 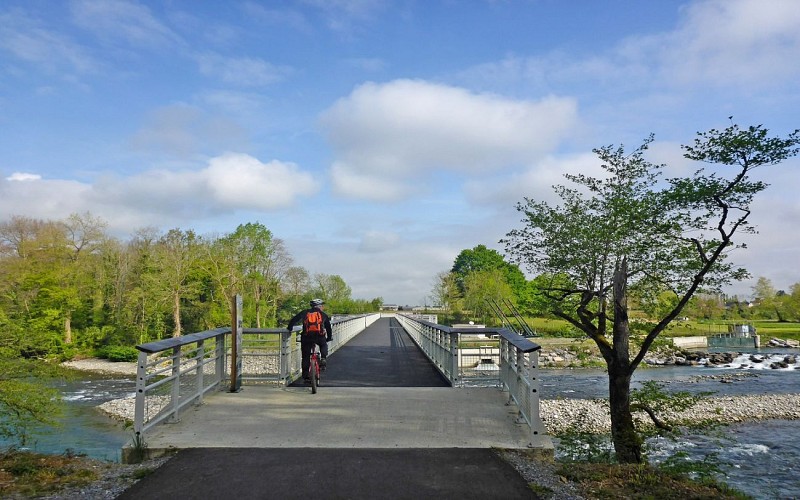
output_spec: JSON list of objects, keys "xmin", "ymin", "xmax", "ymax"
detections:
[
  {"xmin": 63, "ymin": 358, "xmax": 800, "ymax": 435},
  {"xmin": 62, "ymin": 358, "xmax": 138, "ymax": 375}
]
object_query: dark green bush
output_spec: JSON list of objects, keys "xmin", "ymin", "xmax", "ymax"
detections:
[{"xmin": 96, "ymin": 346, "xmax": 139, "ymax": 362}]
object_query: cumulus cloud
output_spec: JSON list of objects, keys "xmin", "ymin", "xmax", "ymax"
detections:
[
  {"xmin": 204, "ymin": 154, "xmax": 316, "ymax": 210},
  {"xmin": 320, "ymin": 79, "xmax": 578, "ymax": 201},
  {"xmin": 0, "ymin": 154, "xmax": 315, "ymax": 233},
  {"xmin": 461, "ymin": 0, "xmax": 800, "ymax": 97},
  {"xmin": 658, "ymin": 0, "xmax": 800, "ymax": 85},
  {"xmin": 6, "ymin": 172, "xmax": 42, "ymax": 181},
  {"xmin": 464, "ymin": 153, "xmax": 601, "ymax": 208}
]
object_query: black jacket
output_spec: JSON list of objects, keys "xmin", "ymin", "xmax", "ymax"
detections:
[{"xmin": 287, "ymin": 307, "xmax": 332, "ymax": 339}]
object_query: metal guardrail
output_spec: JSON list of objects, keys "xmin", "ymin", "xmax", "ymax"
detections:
[
  {"xmin": 133, "ymin": 327, "xmax": 229, "ymax": 436},
  {"xmin": 395, "ymin": 313, "xmax": 546, "ymax": 444},
  {"xmin": 133, "ymin": 313, "xmax": 381, "ymax": 437}
]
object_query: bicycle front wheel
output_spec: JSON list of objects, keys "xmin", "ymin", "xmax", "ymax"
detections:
[{"xmin": 310, "ymin": 358, "xmax": 318, "ymax": 394}]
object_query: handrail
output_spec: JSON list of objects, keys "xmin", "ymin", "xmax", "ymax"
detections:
[
  {"xmin": 395, "ymin": 313, "xmax": 545, "ymax": 446},
  {"xmin": 134, "ymin": 327, "xmax": 229, "ymax": 437},
  {"xmin": 133, "ymin": 313, "xmax": 381, "ymax": 438}
]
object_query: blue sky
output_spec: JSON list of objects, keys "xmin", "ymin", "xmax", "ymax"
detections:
[{"xmin": 1, "ymin": 0, "xmax": 798, "ymax": 305}]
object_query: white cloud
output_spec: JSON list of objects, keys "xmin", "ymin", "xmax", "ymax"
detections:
[
  {"xmin": 130, "ymin": 104, "xmax": 248, "ymax": 159},
  {"xmin": 70, "ymin": 0, "xmax": 184, "ymax": 49},
  {"xmin": 660, "ymin": 0, "xmax": 800, "ymax": 85},
  {"xmin": 464, "ymin": 153, "xmax": 602, "ymax": 208},
  {"xmin": 195, "ymin": 53, "xmax": 293, "ymax": 87},
  {"xmin": 0, "ymin": 175, "xmax": 91, "ymax": 218},
  {"xmin": 358, "ymin": 230, "xmax": 400, "ymax": 253},
  {"xmin": 460, "ymin": 0, "xmax": 800, "ymax": 98},
  {"xmin": 320, "ymin": 79, "xmax": 578, "ymax": 201},
  {"xmin": 328, "ymin": 161, "xmax": 413, "ymax": 202},
  {"xmin": 0, "ymin": 8, "xmax": 95, "ymax": 75},
  {"xmin": 0, "ymin": 154, "xmax": 316, "ymax": 234},
  {"xmin": 204, "ymin": 154, "xmax": 316, "ymax": 210},
  {"xmin": 6, "ymin": 172, "xmax": 42, "ymax": 181}
]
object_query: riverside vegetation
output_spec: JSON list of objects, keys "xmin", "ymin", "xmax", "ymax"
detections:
[{"xmin": 8, "ymin": 346, "xmax": 797, "ymax": 498}]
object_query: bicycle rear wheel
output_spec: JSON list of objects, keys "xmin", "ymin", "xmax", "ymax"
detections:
[{"xmin": 310, "ymin": 356, "xmax": 318, "ymax": 394}]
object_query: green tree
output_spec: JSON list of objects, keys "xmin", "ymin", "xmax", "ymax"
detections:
[
  {"xmin": 151, "ymin": 229, "xmax": 202, "ymax": 337},
  {"xmin": 463, "ymin": 268, "xmax": 515, "ymax": 324},
  {"xmin": 0, "ymin": 357, "xmax": 63, "ymax": 446},
  {"xmin": 430, "ymin": 271, "xmax": 462, "ymax": 322},
  {"xmin": 750, "ymin": 276, "xmax": 789, "ymax": 321},
  {"xmin": 504, "ymin": 122, "xmax": 800, "ymax": 464},
  {"xmin": 312, "ymin": 273, "xmax": 352, "ymax": 310},
  {"xmin": 451, "ymin": 245, "xmax": 526, "ymax": 299},
  {"xmin": 221, "ymin": 223, "xmax": 291, "ymax": 328}
]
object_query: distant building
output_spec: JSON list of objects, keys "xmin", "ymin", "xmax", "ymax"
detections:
[{"xmin": 380, "ymin": 304, "xmax": 399, "ymax": 311}]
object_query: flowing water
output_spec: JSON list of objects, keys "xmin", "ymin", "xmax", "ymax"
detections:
[
  {"xmin": 542, "ymin": 348, "xmax": 800, "ymax": 499},
  {"xmin": 4, "ymin": 351, "xmax": 799, "ymax": 497},
  {"xmin": 0, "ymin": 373, "xmax": 134, "ymax": 462}
]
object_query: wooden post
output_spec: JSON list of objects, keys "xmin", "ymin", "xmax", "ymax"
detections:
[{"xmin": 230, "ymin": 294, "xmax": 243, "ymax": 392}]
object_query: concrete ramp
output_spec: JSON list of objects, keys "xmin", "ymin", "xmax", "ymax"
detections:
[{"xmin": 142, "ymin": 386, "xmax": 549, "ymax": 450}]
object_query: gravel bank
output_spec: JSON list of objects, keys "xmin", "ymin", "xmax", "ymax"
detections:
[
  {"xmin": 541, "ymin": 393, "xmax": 800, "ymax": 434},
  {"xmin": 61, "ymin": 358, "xmax": 138, "ymax": 376}
]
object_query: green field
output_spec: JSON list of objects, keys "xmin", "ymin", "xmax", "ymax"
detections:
[{"xmin": 521, "ymin": 316, "xmax": 800, "ymax": 342}]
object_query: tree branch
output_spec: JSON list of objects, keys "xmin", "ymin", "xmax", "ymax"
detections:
[{"xmin": 631, "ymin": 403, "xmax": 673, "ymax": 431}]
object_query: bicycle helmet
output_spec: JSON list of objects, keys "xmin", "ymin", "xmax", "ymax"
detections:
[{"xmin": 310, "ymin": 298, "xmax": 325, "ymax": 307}]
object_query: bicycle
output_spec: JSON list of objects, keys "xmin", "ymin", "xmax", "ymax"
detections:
[{"xmin": 308, "ymin": 343, "xmax": 321, "ymax": 394}]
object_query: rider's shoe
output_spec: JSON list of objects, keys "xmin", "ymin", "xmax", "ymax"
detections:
[{"xmin": 320, "ymin": 357, "xmax": 327, "ymax": 371}]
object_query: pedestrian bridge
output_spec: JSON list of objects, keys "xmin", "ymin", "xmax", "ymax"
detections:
[{"xmin": 128, "ymin": 312, "xmax": 550, "ymax": 462}]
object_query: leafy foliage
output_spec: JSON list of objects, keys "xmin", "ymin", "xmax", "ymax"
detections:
[
  {"xmin": 0, "ymin": 358, "xmax": 64, "ymax": 446},
  {"xmin": 503, "ymin": 121, "xmax": 800, "ymax": 463}
]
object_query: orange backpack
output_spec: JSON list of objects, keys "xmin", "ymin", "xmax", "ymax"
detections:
[{"xmin": 303, "ymin": 310, "xmax": 324, "ymax": 336}]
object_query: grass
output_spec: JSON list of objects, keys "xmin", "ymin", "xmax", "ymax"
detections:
[
  {"xmin": 557, "ymin": 462, "xmax": 751, "ymax": 499},
  {"xmin": 0, "ymin": 449, "xmax": 100, "ymax": 497}
]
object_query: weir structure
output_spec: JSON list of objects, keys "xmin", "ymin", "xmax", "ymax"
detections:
[{"xmin": 128, "ymin": 307, "xmax": 549, "ymax": 462}]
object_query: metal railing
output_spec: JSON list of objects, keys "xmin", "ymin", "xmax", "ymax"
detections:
[
  {"xmin": 133, "ymin": 313, "xmax": 380, "ymax": 437},
  {"xmin": 396, "ymin": 313, "xmax": 546, "ymax": 443},
  {"xmin": 133, "ymin": 327, "xmax": 229, "ymax": 436}
]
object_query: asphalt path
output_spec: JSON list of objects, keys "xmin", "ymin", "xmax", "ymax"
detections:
[
  {"xmin": 289, "ymin": 317, "xmax": 449, "ymax": 388},
  {"xmin": 119, "ymin": 318, "xmax": 539, "ymax": 498},
  {"xmin": 116, "ymin": 448, "xmax": 537, "ymax": 499}
]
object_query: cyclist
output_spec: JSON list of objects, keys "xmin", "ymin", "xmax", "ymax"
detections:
[{"xmin": 287, "ymin": 298, "xmax": 333, "ymax": 383}]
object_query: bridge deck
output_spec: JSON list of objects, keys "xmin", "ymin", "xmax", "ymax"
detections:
[{"xmin": 141, "ymin": 317, "xmax": 550, "ymax": 452}]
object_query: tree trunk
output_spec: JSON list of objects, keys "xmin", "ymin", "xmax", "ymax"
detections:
[
  {"xmin": 64, "ymin": 314, "xmax": 72, "ymax": 344},
  {"xmin": 608, "ymin": 367, "xmax": 641, "ymax": 463},
  {"xmin": 173, "ymin": 292, "xmax": 181, "ymax": 337},
  {"xmin": 608, "ymin": 257, "xmax": 642, "ymax": 463}
]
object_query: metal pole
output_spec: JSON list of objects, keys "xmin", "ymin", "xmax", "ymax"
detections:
[
  {"xmin": 230, "ymin": 294, "xmax": 243, "ymax": 392},
  {"xmin": 134, "ymin": 350, "xmax": 147, "ymax": 436}
]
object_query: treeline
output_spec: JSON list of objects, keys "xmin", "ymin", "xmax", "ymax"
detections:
[
  {"xmin": 0, "ymin": 213, "xmax": 381, "ymax": 360},
  {"xmin": 431, "ymin": 244, "xmax": 800, "ymax": 329}
]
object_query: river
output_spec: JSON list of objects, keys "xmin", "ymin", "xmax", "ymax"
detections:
[
  {"xmin": 3, "ymin": 351, "xmax": 799, "ymax": 498},
  {"xmin": 0, "ymin": 373, "xmax": 134, "ymax": 462},
  {"xmin": 541, "ymin": 348, "xmax": 800, "ymax": 500}
]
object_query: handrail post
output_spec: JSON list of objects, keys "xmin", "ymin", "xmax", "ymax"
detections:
[
  {"xmin": 169, "ymin": 345, "xmax": 181, "ymax": 423},
  {"xmin": 281, "ymin": 330, "xmax": 292, "ymax": 385},
  {"xmin": 133, "ymin": 350, "xmax": 147, "ymax": 436},
  {"xmin": 196, "ymin": 339, "xmax": 205, "ymax": 405},
  {"xmin": 527, "ymin": 349, "xmax": 545, "ymax": 444},
  {"xmin": 215, "ymin": 331, "xmax": 225, "ymax": 385},
  {"xmin": 450, "ymin": 331, "xmax": 459, "ymax": 386}
]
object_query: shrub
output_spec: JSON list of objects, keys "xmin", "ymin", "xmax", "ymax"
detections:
[{"xmin": 96, "ymin": 346, "xmax": 139, "ymax": 362}]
